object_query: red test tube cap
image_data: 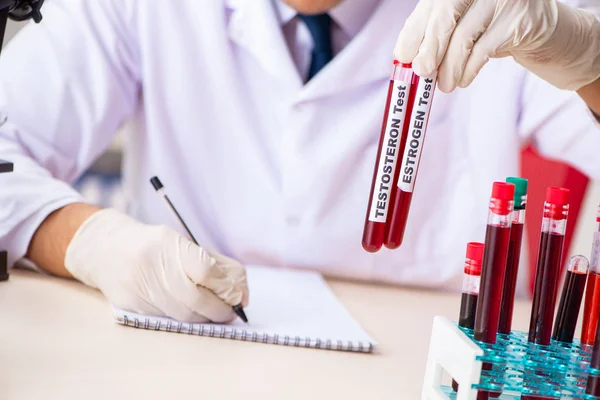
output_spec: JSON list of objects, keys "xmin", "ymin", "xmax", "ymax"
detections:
[
  {"xmin": 490, "ymin": 182, "xmax": 515, "ymax": 215},
  {"xmin": 492, "ymin": 182, "xmax": 515, "ymax": 201},
  {"xmin": 465, "ymin": 242, "xmax": 485, "ymax": 276},
  {"xmin": 546, "ymin": 187, "xmax": 569, "ymax": 206},
  {"xmin": 393, "ymin": 59, "xmax": 412, "ymax": 68}
]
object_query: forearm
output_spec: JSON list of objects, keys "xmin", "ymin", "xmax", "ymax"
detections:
[
  {"xmin": 26, "ymin": 203, "xmax": 101, "ymax": 277},
  {"xmin": 577, "ymin": 76, "xmax": 600, "ymax": 117}
]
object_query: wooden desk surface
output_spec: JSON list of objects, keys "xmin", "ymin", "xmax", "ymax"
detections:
[{"xmin": 0, "ymin": 269, "xmax": 533, "ymax": 400}]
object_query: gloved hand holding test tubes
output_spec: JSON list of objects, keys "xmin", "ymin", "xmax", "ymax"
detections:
[{"xmin": 362, "ymin": 60, "xmax": 436, "ymax": 252}]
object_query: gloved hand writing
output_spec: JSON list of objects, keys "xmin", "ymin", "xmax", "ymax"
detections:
[
  {"xmin": 394, "ymin": 0, "xmax": 600, "ymax": 93},
  {"xmin": 65, "ymin": 208, "xmax": 249, "ymax": 323}
]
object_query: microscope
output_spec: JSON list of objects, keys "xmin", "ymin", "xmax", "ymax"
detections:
[
  {"xmin": 0, "ymin": 0, "xmax": 44, "ymax": 280},
  {"xmin": 0, "ymin": 0, "xmax": 43, "ymax": 52}
]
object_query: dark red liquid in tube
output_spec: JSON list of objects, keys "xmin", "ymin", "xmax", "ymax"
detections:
[
  {"xmin": 476, "ymin": 226, "xmax": 512, "ymax": 344},
  {"xmin": 362, "ymin": 62, "xmax": 414, "ymax": 252},
  {"xmin": 384, "ymin": 73, "xmax": 437, "ymax": 249},
  {"xmin": 528, "ymin": 232, "xmax": 565, "ymax": 344},
  {"xmin": 552, "ymin": 255, "xmax": 588, "ymax": 343},
  {"xmin": 497, "ymin": 222, "xmax": 524, "ymax": 334},
  {"xmin": 473, "ymin": 182, "xmax": 515, "ymax": 400}
]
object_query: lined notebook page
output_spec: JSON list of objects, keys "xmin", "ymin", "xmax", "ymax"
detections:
[{"xmin": 113, "ymin": 266, "xmax": 376, "ymax": 352}]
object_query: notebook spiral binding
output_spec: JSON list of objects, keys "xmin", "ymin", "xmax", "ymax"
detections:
[{"xmin": 119, "ymin": 314, "xmax": 372, "ymax": 353}]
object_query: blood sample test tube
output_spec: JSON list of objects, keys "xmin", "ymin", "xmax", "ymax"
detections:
[
  {"xmin": 581, "ymin": 204, "xmax": 600, "ymax": 346},
  {"xmin": 552, "ymin": 255, "xmax": 589, "ymax": 343},
  {"xmin": 497, "ymin": 177, "xmax": 528, "ymax": 335},
  {"xmin": 527, "ymin": 187, "xmax": 569, "ymax": 346},
  {"xmin": 452, "ymin": 242, "xmax": 485, "ymax": 393},
  {"xmin": 521, "ymin": 188, "xmax": 569, "ymax": 400},
  {"xmin": 384, "ymin": 73, "xmax": 437, "ymax": 249},
  {"xmin": 474, "ymin": 182, "xmax": 514, "ymax": 400},
  {"xmin": 362, "ymin": 61, "xmax": 416, "ymax": 253}
]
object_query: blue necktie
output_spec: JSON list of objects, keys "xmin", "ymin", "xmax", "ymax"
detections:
[{"xmin": 297, "ymin": 13, "xmax": 333, "ymax": 82}]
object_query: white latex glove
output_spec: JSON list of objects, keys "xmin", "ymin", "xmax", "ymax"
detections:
[
  {"xmin": 65, "ymin": 208, "xmax": 249, "ymax": 323},
  {"xmin": 394, "ymin": 0, "xmax": 600, "ymax": 93}
]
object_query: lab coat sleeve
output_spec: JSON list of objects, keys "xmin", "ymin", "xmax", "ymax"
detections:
[
  {"xmin": 518, "ymin": 70, "xmax": 600, "ymax": 180},
  {"xmin": 0, "ymin": 0, "xmax": 140, "ymax": 267},
  {"xmin": 518, "ymin": 0, "xmax": 600, "ymax": 178}
]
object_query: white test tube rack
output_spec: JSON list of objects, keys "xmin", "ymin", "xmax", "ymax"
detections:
[
  {"xmin": 422, "ymin": 316, "xmax": 484, "ymax": 400},
  {"xmin": 421, "ymin": 314, "xmax": 598, "ymax": 400}
]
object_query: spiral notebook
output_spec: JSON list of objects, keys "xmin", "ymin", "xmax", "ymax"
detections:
[{"xmin": 113, "ymin": 266, "xmax": 376, "ymax": 353}]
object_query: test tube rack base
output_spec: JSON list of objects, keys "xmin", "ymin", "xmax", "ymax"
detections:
[{"xmin": 422, "ymin": 316, "xmax": 600, "ymax": 400}]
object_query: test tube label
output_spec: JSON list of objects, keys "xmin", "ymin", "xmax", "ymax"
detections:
[
  {"xmin": 591, "ymin": 231, "xmax": 600, "ymax": 273},
  {"xmin": 462, "ymin": 274, "xmax": 480, "ymax": 296},
  {"xmin": 397, "ymin": 76, "xmax": 437, "ymax": 193},
  {"xmin": 368, "ymin": 80, "xmax": 412, "ymax": 223}
]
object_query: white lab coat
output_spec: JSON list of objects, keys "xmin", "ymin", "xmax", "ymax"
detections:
[{"xmin": 0, "ymin": 0, "xmax": 598, "ymax": 290}]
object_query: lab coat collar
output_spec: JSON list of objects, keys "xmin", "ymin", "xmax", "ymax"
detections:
[
  {"xmin": 226, "ymin": 0, "xmax": 417, "ymax": 102},
  {"xmin": 329, "ymin": 0, "xmax": 382, "ymax": 39},
  {"xmin": 272, "ymin": 0, "xmax": 381, "ymax": 39},
  {"xmin": 226, "ymin": 0, "xmax": 303, "ymax": 90},
  {"xmin": 296, "ymin": 0, "xmax": 415, "ymax": 103},
  {"xmin": 272, "ymin": 0, "xmax": 296, "ymax": 25}
]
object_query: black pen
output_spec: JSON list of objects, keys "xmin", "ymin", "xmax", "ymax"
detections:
[{"xmin": 150, "ymin": 176, "xmax": 248, "ymax": 323}]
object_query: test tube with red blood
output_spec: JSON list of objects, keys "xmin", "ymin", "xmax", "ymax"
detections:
[
  {"xmin": 497, "ymin": 177, "xmax": 528, "ymax": 335},
  {"xmin": 384, "ymin": 72, "xmax": 437, "ymax": 249},
  {"xmin": 362, "ymin": 61, "xmax": 416, "ymax": 252},
  {"xmin": 522, "ymin": 188, "xmax": 569, "ymax": 400},
  {"xmin": 527, "ymin": 188, "xmax": 570, "ymax": 346},
  {"xmin": 452, "ymin": 242, "xmax": 485, "ymax": 393},
  {"xmin": 474, "ymin": 182, "xmax": 515, "ymax": 400},
  {"xmin": 581, "ymin": 204, "xmax": 600, "ymax": 346},
  {"xmin": 552, "ymin": 255, "xmax": 589, "ymax": 344}
]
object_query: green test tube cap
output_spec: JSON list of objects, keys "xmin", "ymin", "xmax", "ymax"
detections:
[{"xmin": 506, "ymin": 177, "xmax": 528, "ymax": 210}]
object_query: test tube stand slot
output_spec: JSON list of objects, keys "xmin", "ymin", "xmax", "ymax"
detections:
[{"xmin": 422, "ymin": 316, "xmax": 600, "ymax": 400}]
